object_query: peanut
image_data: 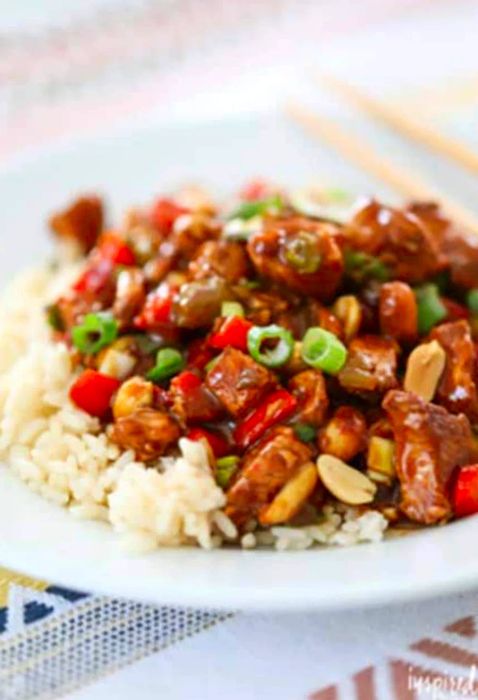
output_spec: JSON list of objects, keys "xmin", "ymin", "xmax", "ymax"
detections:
[
  {"xmin": 404, "ymin": 340, "xmax": 446, "ymax": 402},
  {"xmin": 259, "ymin": 462, "xmax": 318, "ymax": 526},
  {"xmin": 317, "ymin": 454, "xmax": 377, "ymax": 505},
  {"xmin": 112, "ymin": 377, "xmax": 154, "ymax": 420},
  {"xmin": 333, "ymin": 295, "xmax": 362, "ymax": 340}
]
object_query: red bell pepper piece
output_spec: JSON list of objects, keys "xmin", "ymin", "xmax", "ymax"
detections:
[
  {"xmin": 442, "ymin": 297, "xmax": 469, "ymax": 322},
  {"xmin": 187, "ymin": 338, "xmax": 214, "ymax": 371},
  {"xmin": 72, "ymin": 258, "xmax": 113, "ymax": 295},
  {"xmin": 69, "ymin": 370, "xmax": 121, "ymax": 418},
  {"xmin": 170, "ymin": 370, "xmax": 202, "ymax": 393},
  {"xmin": 453, "ymin": 464, "xmax": 478, "ymax": 517},
  {"xmin": 97, "ymin": 231, "xmax": 136, "ymax": 266},
  {"xmin": 134, "ymin": 284, "xmax": 176, "ymax": 330},
  {"xmin": 240, "ymin": 179, "xmax": 270, "ymax": 202},
  {"xmin": 234, "ymin": 389, "xmax": 298, "ymax": 450},
  {"xmin": 187, "ymin": 428, "xmax": 230, "ymax": 458},
  {"xmin": 150, "ymin": 198, "xmax": 188, "ymax": 235},
  {"xmin": 209, "ymin": 316, "xmax": 253, "ymax": 353}
]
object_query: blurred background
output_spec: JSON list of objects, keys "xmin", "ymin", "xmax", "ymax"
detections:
[{"xmin": 1, "ymin": 0, "xmax": 477, "ymax": 159}]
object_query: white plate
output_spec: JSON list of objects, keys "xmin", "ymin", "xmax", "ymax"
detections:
[{"xmin": 1, "ymin": 112, "xmax": 478, "ymax": 612}]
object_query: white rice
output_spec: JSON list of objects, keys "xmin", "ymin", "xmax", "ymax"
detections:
[{"xmin": 0, "ymin": 264, "xmax": 388, "ymax": 552}]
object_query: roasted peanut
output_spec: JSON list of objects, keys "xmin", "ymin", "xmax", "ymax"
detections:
[
  {"xmin": 319, "ymin": 407, "xmax": 366, "ymax": 462},
  {"xmin": 112, "ymin": 377, "xmax": 154, "ymax": 419},
  {"xmin": 317, "ymin": 454, "xmax": 377, "ymax": 505},
  {"xmin": 379, "ymin": 281, "xmax": 418, "ymax": 342},
  {"xmin": 259, "ymin": 462, "xmax": 318, "ymax": 526},
  {"xmin": 404, "ymin": 340, "xmax": 446, "ymax": 402},
  {"xmin": 333, "ymin": 295, "xmax": 362, "ymax": 340}
]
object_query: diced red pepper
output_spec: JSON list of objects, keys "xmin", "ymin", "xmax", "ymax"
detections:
[
  {"xmin": 187, "ymin": 338, "xmax": 214, "ymax": 371},
  {"xmin": 234, "ymin": 389, "xmax": 298, "ymax": 450},
  {"xmin": 69, "ymin": 370, "xmax": 121, "ymax": 418},
  {"xmin": 240, "ymin": 179, "xmax": 270, "ymax": 202},
  {"xmin": 72, "ymin": 258, "xmax": 114, "ymax": 295},
  {"xmin": 170, "ymin": 370, "xmax": 202, "ymax": 393},
  {"xmin": 150, "ymin": 198, "xmax": 189, "ymax": 235},
  {"xmin": 453, "ymin": 464, "xmax": 478, "ymax": 517},
  {"xmin": 134, "ymin": 283, "xmax": 176, "ymax": 330},
  {"xmin": 97, "ymin": 231, "xmax": 136, "ymax": 266},
  {"xmin": 442, "ymin": 297, "xmax": 470, "ymax": 322},
  {"xmin": 209, "ymin": 316, "xmax": 254, "ymax": 353},
  {"xmin": 187, "ymin": 427, "xmax": 230, "ymax": 458}
]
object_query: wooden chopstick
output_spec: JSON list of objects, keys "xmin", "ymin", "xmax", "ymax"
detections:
[
  {"xmin": 285, "ymin": 100, "xmax": 478, "ymax": 233},
  {"xmin": 316, "ymin": 73, "xmax": 478, "ymax": 176}
]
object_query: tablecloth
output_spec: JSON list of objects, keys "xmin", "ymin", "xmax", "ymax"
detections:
[{"xmin": 2, "ymin": 1, "xmax": 478, "ymax": 698}]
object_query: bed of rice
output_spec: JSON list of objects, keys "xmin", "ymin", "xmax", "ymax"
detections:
[{"xmin": 0, "ymin": 264, "xmax": 388, "ymax": 551}]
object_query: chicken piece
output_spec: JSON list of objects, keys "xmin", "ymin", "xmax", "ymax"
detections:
[
  {"xmin": 430, "ymin": 320, "xmax": 478, "ymax": 422},
  {"xmin": 409, "ymin": 201, "xmax": 478, "ymax": 290},
  {"xmin": 171, "ymin": 212, "xmax": 221, "ymax": 259},
  {"xmin": 112, "ymin": 268, "xmax": 146, "ymax": 327},
  {"xmin": 49, "ymin": 196, "xmax": 103, "ymax": 254},
  {"xmin": 379, "ymin": 281, "xmax": 418, "ymax": 343},
  {"xmin": 55, "ymin": 258, "xmax": 117, "ymax": 330},
  {"xmin": 345, "ymin": 200, "xmax": 446, "ymax": 283},
  {"xmin": 319, "ymin": 407, "xmax": 367, "ymax": 462},
  {"xmin": 238, "ymin": 289, "xmax": 292, "ymax": 327},
  {"xmin": 225, "ymin": 426, "xmax": 312, "ymax": 526},
  {"xmin": 383, "ymin": 390, "xmax": 472, "ymax": 524},
  {"xmin": 288, "ymin": 369, "xmax": 328, "ymax": 426},
  {"xmin": 109, "ymin": 408, "xmax": 180, "ymax": 461},
  {"xmin": 308, "ymin": 301, "xmax": 344, "ymax": 339},
  {"xmin": 338, "ymin": 336, "xmax": 399, "ymax": 395},
  {"xmin": 247, "ymin": 217, "xmax": 344, "ymax": 301},
  {"xmin": 169, "ymin": 376, "xmax": 223, "ymax": 425},
  {"xmin": 205, "ymin": 347, "xmax": 276, "ymax": 417},
  {"xmin": 189, "ymin": 240, "xmax": 249, "ymax": 283}
]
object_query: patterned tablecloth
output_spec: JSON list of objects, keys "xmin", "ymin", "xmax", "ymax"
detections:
[{"xmin": 2, "ymin": 1, "xmax": 478, "ymax": 698}]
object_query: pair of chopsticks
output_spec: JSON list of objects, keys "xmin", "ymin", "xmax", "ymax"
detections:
[{"xmin": 286, "ymin": 74, "xmax": 478, "ymax": 232}]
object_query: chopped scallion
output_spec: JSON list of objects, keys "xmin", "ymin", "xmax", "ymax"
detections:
[
  {"xmin": 247, "ymin": 324, "xmax": 295, "ymax": 368},
  {"xmin": 301, "ymin": 327, "xmax": 347, "ymax": 374},
  {"xmin": 72, "ymin": 313, "xmax": 118, "ymax": 355},
  {"xmin": 147, "ymin": 348, "xmax": 185, "ymax": 383}
]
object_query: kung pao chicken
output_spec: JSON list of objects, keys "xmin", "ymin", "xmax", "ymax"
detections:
[{"xmin": 46, "ymin": 181, "xmax": 478, "ymax": 535}]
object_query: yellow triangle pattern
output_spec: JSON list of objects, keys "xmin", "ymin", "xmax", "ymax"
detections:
[{"xmin": 0, "ymin": 567, "xmax": 48, "ymax": 608}]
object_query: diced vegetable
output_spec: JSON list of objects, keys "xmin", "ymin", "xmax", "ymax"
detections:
[
  {"xmin": 170, "ymin": 370, "xmax": 202, "ymax": 393},
  {"xmin": 453, "ymin": 464, "xmax": 478, "ymax": 517},
  {"xmin": 69, "ymin": 369, "xmax": 121, "ymax": 417},
  {"xmin": 72, "ymin": 313, "xmax": 118, "ymax": 355},
  {"xmin": 221, "ymin": 301, "xmax": 245, "ymax": 318},
  {"xmin": 187, "ymin": 428, "xmax": 229, "ymax": 458},
  {"xmin": 229, "ymin": 194, "xmax": 282, "ymax": 221},
  {"xmin": 97, "ymin": 232, "xmax": 136, "ymax": 266},
  {"xmin": 147, "ymin": 348, "xmax": 185, "ymax": 383},
  {"xmin": 150, "ymin": 197, "xmax": 188, "ymax": 234},
  {"xmin": 415, "ymin": 284, "xmax": 447, "ymax": 334},
  {"xmin": 301, "ymin": 327, "xmax": 347, "ymax": 374},
  {"xmin": 209, "ymin": 316, "xmax": 254, "ymax": 352},
  {"xmin": 367, "ymin": 437, "xmax": 395, "ymax": 482},
  {"xmin": 467, "ymin": 289, "xmax": 478, "ymax": 316},
  {"xmin": 293, "ymin": 423, "xmax": 316, "ymax": 442},
  {"xmin": 284, "ymin": 231, "xmax": 322, "ymax": 273},
  {"xmin": 234, "ymin": 389, "xmax": 298, "ymax": 450},
  {"xmin": 216, "ymin": 456, "xmax": 240, "ymax": 488},
  {"xmin": 344, "ymin": 249, "xmax": 390, "ymax": 282},
  {"xmin": 134, "ymin": 284, "xmax": 175, "ymax": 330},
  {"xmin": 247, "ymin": 324, "xmax": 295, "ymax": 368}
]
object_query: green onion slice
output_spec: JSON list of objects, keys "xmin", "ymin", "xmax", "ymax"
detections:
[
  {"xmin": 301, "ymin": 327, "xmax": 347, "ymax": 374},
  {"xmin": 247, "ymin": 324, "xmax": 295, "ymax": 368},
  {"xmin": 344, "ymin": 249, "xmax": 390, "ymax": 282},
  {"xmin": 293, "ymin": 423, "xmax": 317, "ymax": 442},
  {"xmin": 216, "ymin": 455, "xmax": 240, "ymax": 488},
  {"xmin": 221, "ymin": 301, "xmax": 245, "ymax": 318},
  {"xmin": 229, "ymin": 194, "xmax": 283, "ymax": 221},
  {"xmin": 147, "ymin": 348, "xmax": 185, "ymax": 383},
  {"xmin": 284, "ymin": 232, "xmax": 322, "ymax": 273},
  {"xmin": 415, "ymin": 284, "xmax": 447, "ymax": 334},
  {"xmin": 72, "ymin": 313, "xmax": 118, "ymax": 355},
  {"xmin": 467, "ymin": 289, "xmax": 478, "ymax": 316}
]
